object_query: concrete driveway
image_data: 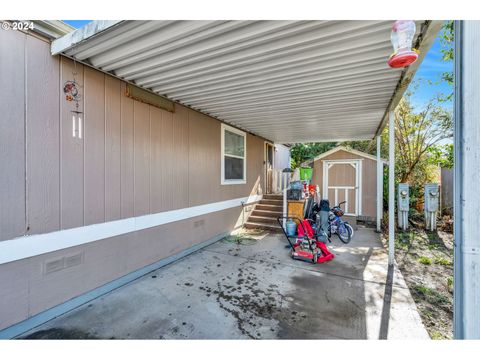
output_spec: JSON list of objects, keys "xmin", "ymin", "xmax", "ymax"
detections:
[{"xmin": 21, "ymin": 227, "xmax": 428, "ymax": 339}]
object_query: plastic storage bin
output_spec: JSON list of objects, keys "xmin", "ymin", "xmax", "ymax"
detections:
[
  {"xmin": 286, "ymin": 220, "xmax": 297, "ymax": 237},
  {"xmin": 300, "ymin": 167, "xmax": 313, "ymax": 181}
]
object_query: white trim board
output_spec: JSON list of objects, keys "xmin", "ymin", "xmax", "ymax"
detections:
[{"xmin": 0, "ymin": 194, "xmax": 262, "ymax": 265}]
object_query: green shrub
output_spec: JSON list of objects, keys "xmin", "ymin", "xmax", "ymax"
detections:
[
  {"xmin": 412, "ymin": 284, "xmax": 450, "ymax": 305},
  {"xmin": 447, "ymin": 277, "xmax": 454, "ymax": 293},
  {"xmin": 430, "ymin": 331, "xmax": 445, "ymax": 340},
  {"xmin": 434, "ymin": 257, "xmax": 452, "ymax": 266},
  {"xmin": 419, "ymin": 256, "xmax": 433, "ymax": 265}
]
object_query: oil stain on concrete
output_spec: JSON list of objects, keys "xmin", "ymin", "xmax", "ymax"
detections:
[{"xmin": 18, "ymin": 229, "xmax": 428, "ymax": 339}]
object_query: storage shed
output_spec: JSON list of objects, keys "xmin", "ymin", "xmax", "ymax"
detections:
[{"xmin": 308, "ymin": 146, "xmax": 387, "ymax": 222}]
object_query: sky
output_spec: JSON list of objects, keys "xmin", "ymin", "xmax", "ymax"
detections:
[
  {"xmin": 63, "ymin": 20, "xmax": 453, "ymax": 113},
  {"xmin": 63, "ymin": 20, "xmax": 91, "ymax": 29},
  {"xmin": 408, "ymin": 25, "xmax": 453, "ymax": 112}
]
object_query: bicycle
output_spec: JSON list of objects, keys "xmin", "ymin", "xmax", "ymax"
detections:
[{"xmin": 328, "ymin": 201, "xmax": 353, "ymax": 244}]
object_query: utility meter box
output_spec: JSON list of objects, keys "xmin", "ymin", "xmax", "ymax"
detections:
[
  {"xmin": 398, "ymin": 183, "xmax": 410, "ymax": 211},
  {"xmin": 424, "ymin": 183, "xmax": 439, "ymax": 212},
  {"xmin": 397, "ymin": 183, "xmax": 410, "ymax": 230}
]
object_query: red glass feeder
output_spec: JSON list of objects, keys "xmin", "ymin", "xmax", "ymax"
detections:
[{"xmin": 388, "ymin": 20, "xmax": 418, "ymax": 68}]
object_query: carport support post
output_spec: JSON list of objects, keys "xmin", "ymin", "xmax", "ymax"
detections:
[
  {"xmin": 454, "ymin": 20, "xmax": 480, "ymax": 339},
  {"xmin": 388, "ymin": 110, "xmax": 395, "ymax": 266},
  {"xmin": 376, "ymin": 135, "xmax": 382, "ymax": 232}
]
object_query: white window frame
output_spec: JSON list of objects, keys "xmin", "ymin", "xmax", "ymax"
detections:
[{"xmin": 221, "ymin": 123, "xmax": 247, "ymax": 185}]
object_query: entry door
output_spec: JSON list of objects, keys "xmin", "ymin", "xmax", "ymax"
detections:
[
  {"xmin": 323, "ymin": 160, "xmax": 361, "ymax": 216},
  {"xmin": 265, "ymin": 143, "xmax": 274, "ymax": 194}
]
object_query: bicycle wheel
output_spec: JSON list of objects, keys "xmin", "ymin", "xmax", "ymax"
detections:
[
  {"xmin": 345, "ymin": 222, "xmax": 354, "ymax": 238},
  {"xmin": 337, "ymin": 222, "xmax": 352, "ymax": 244}
]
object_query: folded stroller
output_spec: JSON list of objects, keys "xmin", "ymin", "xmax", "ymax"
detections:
[{"xmin": 315, "ymin": 199, "xmax": 331, "ymax": 243}]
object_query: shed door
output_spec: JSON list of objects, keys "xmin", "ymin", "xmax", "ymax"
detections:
[{"xmin": 323, "ymin": 160, "xmax": 361, "ymax": 216}]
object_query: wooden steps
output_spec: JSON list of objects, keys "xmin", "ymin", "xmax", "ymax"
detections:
[{"xmin": 244, "ymin": 194, "xmax": 283, "ymax": 232}]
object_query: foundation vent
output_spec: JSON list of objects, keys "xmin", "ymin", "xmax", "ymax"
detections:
[
  {"xmin": 44, "ymin": 258, "xmax": 64, "ymax": 274},
  {"xmin": 65, "ymin": 253, "xmax": 83, "ymax": 268},
  {"xmin": 194, "ymin": 219, "xmax": 205, "ymax": 227},
  {"xmin": 44, "ymin": 252, "xmax": 84, "ymax": 275}
]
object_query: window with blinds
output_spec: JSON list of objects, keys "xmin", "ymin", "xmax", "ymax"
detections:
[{"xmin": 221, "ymin": 124, "xmax": 246, "ymax": 184}]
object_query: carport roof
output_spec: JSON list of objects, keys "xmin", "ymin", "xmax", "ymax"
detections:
[{"xmin": 52, "ymin": 20, "xmax": 441, "ymax": 143}]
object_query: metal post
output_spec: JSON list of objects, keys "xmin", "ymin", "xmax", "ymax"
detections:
[
  {"xmin": 376, "ymin": 135, "xmax": 382, "ymax": 232},
  {"xmin": 454, "ymin": 20, "xmax": 480, "ymax": 339},
  {"xmin": 388, "ymin": 110, "xmax": 395, "ymax": 266}
]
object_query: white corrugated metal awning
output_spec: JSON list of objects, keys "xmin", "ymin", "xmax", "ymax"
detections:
[{"xmin": 52, "ymin": 20, "xmax": 441, "ymax": 143}]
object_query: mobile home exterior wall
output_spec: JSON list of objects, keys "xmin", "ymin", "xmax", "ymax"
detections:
[{"xmin": 0, "ymin": 29, "xmax": 266, "ymax": 331}]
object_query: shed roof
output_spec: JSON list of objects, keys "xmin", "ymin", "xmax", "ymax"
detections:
[
  {"xmin": 309, "ymin": 145, "xmax": 388, "ymax": 164},
  {"xmin": 51, "ymin": 20, "xmax": 441, "ymax": 143}
]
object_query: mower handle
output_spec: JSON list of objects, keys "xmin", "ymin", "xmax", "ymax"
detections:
[{"xmin": 276, "ymin": 216, "xmax": 316, "ymax": 253}]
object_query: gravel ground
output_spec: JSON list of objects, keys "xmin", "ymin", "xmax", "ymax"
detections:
[{"xmin": 383, "ymin": 223, "xmax": 453, "ymax": 339}]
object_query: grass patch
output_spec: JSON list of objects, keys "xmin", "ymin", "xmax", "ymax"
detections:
[
  {"xmin": 418, "ymin": 256, "xmax": 432, "ymax": 265},
  {"xmin": 395, "ymin": 232, "xmax": 412, "ymax": 250},
  {"xmin": 434, "ymin": 257, "xmax": 452, "ymax": 266},
  {"xmin": 447, "ymin": 277, "xmax": 454, "ymax": 293},
  {"xmin": 222, "ymin": 234, "xmax": 257, "ymax": 246},
  {"xmin": 412, "ymin": 284, "xmax": 450, "ymax": 306},
  {"xmin": 430, "ymin": 331, "xmax": 446, "ymax": 340}
]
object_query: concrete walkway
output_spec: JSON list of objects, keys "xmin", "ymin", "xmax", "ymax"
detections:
[{"xmin": 21, "ymin": 228, "xmax": 429, "ymax": 339}]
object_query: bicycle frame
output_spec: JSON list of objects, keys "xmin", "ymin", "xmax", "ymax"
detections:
[{"xmin": 329, "ymin": 201, "xmax": 347, "ymax": 235}]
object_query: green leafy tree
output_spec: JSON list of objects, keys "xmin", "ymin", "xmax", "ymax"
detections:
[
  {"xmin": 440, "ymin": 21, "xmax": 454, "ymax": 84},
  {"xmin": 290, "ymin": 139, "xmax": 380, "ymax": 169},
  {"xmin": 427, "ymin": 143, "xmax": 453, "ymax": 169},
  {"xmin": 290, "ymin": 142, "xmax": 336, "ymax": 168},
  {"xmin": 340, "ymin": 140, "xmax": 376, "ymax": 156},
  {"xmin": 438, "ymin": 20, "xmax": 454, "ymax": 101},
  {"xmin": 393, "ymin": 92, "xmax": 453, "ymax": 183}
]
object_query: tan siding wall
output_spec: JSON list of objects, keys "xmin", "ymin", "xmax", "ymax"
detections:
[
  {"xmin": 0, "ymin": 29, "xmax": 26, "ymax": 240},
  {"xmin": 105, "ymin": 76, "xmax": 122, "ymax": 221},
  {"xmin": 120, "ymin": 82, "xmax": 135, "ymax": 218},
  {"xmin": 0, "ymin": 31, "xmax": 267, "ymax": 330},
  {"xmin": 0, "ymin": 31, "xmax": 266, "ymax": 242},
  {"xmin": 60, "ymin": 57, "xmax": 85, "ymax": 229},
  {"xmin": 25, "ymin": 35, "xmax": 61, "ymax": 235},
  {"xmin": 362, "ymin": 156, "xmax": 378, "ymax": 219},
  {"xmin": 311, "ymin": 149, "xmax": 379, "ymax": 219},
  {"xmin": 172, "ymin": 105, "xmax": 190, "ymax": 208},
  {"xmin": 134, "ymin": 101, "xmax": 151, "ymax": 216},
  {"xmin": 84, "ymin": 67, "xmax": 106, "ymax": 225}
]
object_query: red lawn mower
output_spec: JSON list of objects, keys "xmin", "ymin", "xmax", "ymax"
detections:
[{"xmin": 277, "ymin": 216, "xmax": 334, "ymax": 264}]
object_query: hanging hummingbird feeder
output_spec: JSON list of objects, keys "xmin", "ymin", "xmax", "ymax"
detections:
[{"xmin": 387, "ymin": 20, "xmax": 419, "ymax": 68}]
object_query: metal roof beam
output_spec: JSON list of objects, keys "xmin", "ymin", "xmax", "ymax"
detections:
[{"xmin": 51, "ymin": 20, "xmax": 124, "ymax": 55}]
